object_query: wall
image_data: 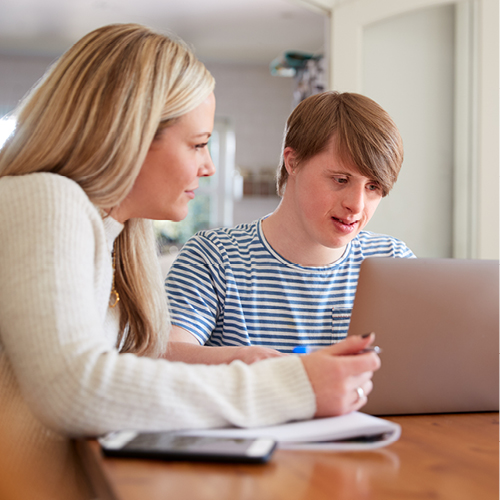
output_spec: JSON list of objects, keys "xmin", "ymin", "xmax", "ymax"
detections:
[
  {"xmin": 206, "ymin": 62, "xmax": 294, "ymax": 173},
  {"xmin": 0, "ymin": 58, "xmax": 295, "ymax": 168},
  {"xmin": 475, "ymin": 0, "xmax": 499, "ymax": 260},
  {"xmin": 0, "ymin": 54, "xmax": 55, "ymax": 114},
  {"xmin": 0, "ymin": 55, "xmax": 290, "ymax": 227},
  {"xmin": 327, "ymin": 0, "xmax": 498, "ymax": 259},
  {"xmin": 205, "ymin": 62, "xmax": 292, "ymax": 225},
  {"xmin": 362, "ymin": 4, "xmax": 455, "ymax": 258}
]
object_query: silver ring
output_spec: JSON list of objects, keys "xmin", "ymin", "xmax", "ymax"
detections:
[{"xmin": 356, "ymin": 386, "xmax": 365, "ymax": 402}]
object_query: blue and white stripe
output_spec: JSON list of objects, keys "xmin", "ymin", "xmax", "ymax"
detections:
[{"xmin": 165, "ymin": 218, "xmax": 414, "ymax": 353}]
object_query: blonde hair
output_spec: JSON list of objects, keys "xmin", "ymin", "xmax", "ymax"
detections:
[
  {"xmin": 0, "ymin": 23, "xmax": 215, "ymax": 357},
  {"xmin": 277, "ymin": 91, "xmax": 403, "ymax": 197}
]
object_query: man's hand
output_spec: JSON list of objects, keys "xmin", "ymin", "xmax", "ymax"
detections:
[{"xmin": 164, "ymin": 326, "xmax": 286, "ymax": 364}]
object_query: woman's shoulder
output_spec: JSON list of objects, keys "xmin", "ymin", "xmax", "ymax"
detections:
[
  {"xmin": 0, "ymin": 173, "xmax": 103, "ymax": 238},
  {"xmin": 1, "ymin": 172, "xmax": 85, "ymax": 196},
  {"xmin": 0, "ymin": 172, "xmax": 94, "ymax": 212}
]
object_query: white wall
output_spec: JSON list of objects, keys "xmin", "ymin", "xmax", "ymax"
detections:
[
  {"xmin": 475, "ymin": 0, "xmax": 499, "ymax": 260},
  {"xmin": 362, "ymin": 5, "xmax": 455, "ymax": 258},
  {"xmin": 327, "ymin": 0, "xmax": 498, "ymax": 259},
  {"xmin": 0, "ymin": 55, "xmax": 292, "ymax": 226},
  {"xmin": 0, "ymin": 54, "xmax": 55, "ymax": 113},
  {"xmin": 205, "ymin": 62, "xmax": 292, "ymax": 224},
  {"xmin": 206, "ymin": 62, "xmax": 294, "ymax": 173}
]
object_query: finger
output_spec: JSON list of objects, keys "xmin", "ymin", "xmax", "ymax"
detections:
[
  {"xmin": 350, "ymin": 371, "xmax": 374, "ymax": 391},
  {"xmin": 335, "ymin": 350, "xmax": 381, "ymax": 376},
  {"xmin": 325, "ymin": 332, "xmax": 376, "ymax": 356},
  {"xmin": 351, "ymin": 379, "xmax": 373, "ymax": 410},
  {"xmin": 357, "ymin": 379, "xmax": 373, "ymax": 398}
]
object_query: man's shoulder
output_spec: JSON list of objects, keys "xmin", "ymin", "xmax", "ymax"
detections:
[
  {"xmin": 170, "ymin": 219, "xmax": 267, "ymax": 275},
  {"xmin": 353, "ymin": 230, "xmax": 414, "ymax": 257},
  {"xmin": 355, "ymin": 230, "xmax": 403, "ymax": 244},
  {"xmin": 189, "ymin": 219, "xmax": 261, "ymax": 248},
  {"xmin": 197, "ymin": 219, "xmax": 259, "ymax": 237}
]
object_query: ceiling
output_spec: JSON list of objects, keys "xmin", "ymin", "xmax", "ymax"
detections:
[{"xmin": 0, "ymin": 0, "xmax": 328, "ymax": 64}]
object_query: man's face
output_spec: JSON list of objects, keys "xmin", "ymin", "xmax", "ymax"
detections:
[{"xmin": 285, "ymin": 138, "xmax": 383, "ymax": 255}]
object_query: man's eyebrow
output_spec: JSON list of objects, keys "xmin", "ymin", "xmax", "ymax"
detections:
[
  {"xmin": 325, "ymin": 169, "xmax": 379, "ymax": 183},
  {"xmin": 325, "ymin": 169, "xmax": 352, "ymax": 175}
]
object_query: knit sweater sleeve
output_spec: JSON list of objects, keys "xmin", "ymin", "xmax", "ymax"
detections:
[{"xmin": 0, "ymin": 174, "xmax": 315, "ymax": 437}]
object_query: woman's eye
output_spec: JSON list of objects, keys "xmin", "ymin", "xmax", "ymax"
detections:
[{"xmin": 195, "ymin": 142, "xmax": 209, "ymax": 150}]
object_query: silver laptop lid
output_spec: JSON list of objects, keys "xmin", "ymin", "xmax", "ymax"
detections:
[{"xmin": 347, "ymin": 258, "xmax": 499, "ymax": 415}]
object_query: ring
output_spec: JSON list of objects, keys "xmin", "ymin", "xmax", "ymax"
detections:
[{"xmin": 356, "ymin": 386, "xmax": 365, "ymax": 402}]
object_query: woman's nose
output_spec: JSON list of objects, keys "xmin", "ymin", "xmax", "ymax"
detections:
[{"xmin": 199, "ymin": 151, "xmax": 216, "ymax": 178}]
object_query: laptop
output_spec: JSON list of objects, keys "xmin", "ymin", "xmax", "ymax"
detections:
[{"xmin": 347, "ymin": 257, "xmax": 499, "ymax": 416}]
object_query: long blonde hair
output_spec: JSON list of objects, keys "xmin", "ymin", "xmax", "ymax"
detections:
[{"xmin": 0, "ymin": 24, "xmax": 215, "ymax": 357}]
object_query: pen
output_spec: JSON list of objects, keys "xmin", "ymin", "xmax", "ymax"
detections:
[{"xmin": 292, "ymin": 345, "xmax": 382, "ymax": 354}]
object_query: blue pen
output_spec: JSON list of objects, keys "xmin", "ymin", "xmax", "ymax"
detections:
[{"xmin": 292, "ymin": 345, "xmax": 382, "ymax": 354}]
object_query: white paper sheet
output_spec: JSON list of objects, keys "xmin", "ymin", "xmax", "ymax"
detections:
[{"xmin": 174, "ymin": 412, "xmax": 401, "ymax": 451}]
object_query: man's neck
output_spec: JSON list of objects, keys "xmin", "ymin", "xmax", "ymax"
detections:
[{"xmin": 261, "ymin": 203, "xmax": 346, "ymax": 267}]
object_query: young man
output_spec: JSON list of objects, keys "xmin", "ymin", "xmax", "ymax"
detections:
[{"xmin": 164, "ymin": 91, "xmax": 414, "ymax": 365}]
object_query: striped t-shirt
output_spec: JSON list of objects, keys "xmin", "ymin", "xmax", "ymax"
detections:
[{"xmin": 165, "ymin": 218, "xmax": 415, "ymax": 353}]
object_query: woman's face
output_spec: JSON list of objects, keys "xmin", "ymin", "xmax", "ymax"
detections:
[{"xmin": 113, "ymin": 93, "xmax": 216, "ymax": 223}]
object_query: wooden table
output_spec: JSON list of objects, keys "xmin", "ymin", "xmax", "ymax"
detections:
[{"xmin": 77, "ymin": 413, "xmax": 498, "ymax": 500}]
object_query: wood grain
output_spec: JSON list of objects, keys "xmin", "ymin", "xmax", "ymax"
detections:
[{"xmin": 77, "ymin": 413, "xmax": 499, "ymax": 500}]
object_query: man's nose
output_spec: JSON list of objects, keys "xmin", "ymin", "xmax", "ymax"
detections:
[{"xmin": 342, "ymin": 184, "xmax": 365, "ymax": 214}]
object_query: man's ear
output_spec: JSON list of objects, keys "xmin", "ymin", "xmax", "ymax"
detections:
[{"xmin": 283, "ymin": 147, "xmax": 297, "ymax": 175}]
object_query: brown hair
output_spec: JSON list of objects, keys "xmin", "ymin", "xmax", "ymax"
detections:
[
  {"xmin": 276, "ymin": 91, "xmax": 403, "ymax": 197},
  {"xmin": 0, "ymin": 24, "xmax": 215, "ymax": 357}
]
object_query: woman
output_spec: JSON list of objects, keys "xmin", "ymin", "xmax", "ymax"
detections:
[{"xmin": 0, "ymin": 23, "xmax": 379, "ymax": 449}]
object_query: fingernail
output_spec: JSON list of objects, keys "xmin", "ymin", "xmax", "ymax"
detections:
[{"xmin": 361, "ymin": 332, "xmax": 374, "ymax": 338}]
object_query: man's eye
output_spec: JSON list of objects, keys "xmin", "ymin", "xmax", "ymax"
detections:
[{"xmin": 334, "ymin": 177, "xmax": 348, "ymax": 184}]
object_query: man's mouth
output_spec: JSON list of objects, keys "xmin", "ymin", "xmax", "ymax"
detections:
[{"xmin": 332, "ymin": 216, "xmax": 358, "ymax": 226}]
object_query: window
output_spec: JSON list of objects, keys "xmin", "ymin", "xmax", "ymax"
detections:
[{"xmin": 0, "ymin": 115, "xmax": 16, "ymax": 149}]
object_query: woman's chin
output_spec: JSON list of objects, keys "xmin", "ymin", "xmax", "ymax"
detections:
[{"xmin": 168, "ymin": 210, "xmax": 189, "ymax": 223}]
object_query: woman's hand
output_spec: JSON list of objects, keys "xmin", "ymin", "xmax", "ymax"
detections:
[{"xmin": 300, "ymin": 333, "xmax": 381, "ymax": 417}]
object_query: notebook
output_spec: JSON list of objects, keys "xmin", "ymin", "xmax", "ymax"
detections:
[{"xmin": 347, "ymin": 257, "xmax": 499, "ymax": 416}]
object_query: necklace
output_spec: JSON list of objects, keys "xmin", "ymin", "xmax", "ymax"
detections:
[{"xmin": 109, "ymin": 243, "xmax": 120, "ymax": 308}]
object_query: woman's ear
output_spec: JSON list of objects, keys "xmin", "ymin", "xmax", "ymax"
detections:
[{"xmin": 283, "ymin": 147, "xmax": 297, "ymax": 176}]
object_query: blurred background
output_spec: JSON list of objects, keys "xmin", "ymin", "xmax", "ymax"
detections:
[{"xmin": 0, "ymin": 0, "xmax": 497, "ymax": 270}]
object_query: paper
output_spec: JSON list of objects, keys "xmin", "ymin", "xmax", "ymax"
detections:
[{"xmin": 173, "ymin": 412, "xmax": 401, "ymax": 451}]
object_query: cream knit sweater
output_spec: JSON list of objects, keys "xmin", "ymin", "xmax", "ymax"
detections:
[{"xmin": 0, "ymin": 173, "xmax": 315, "ymax": 438}]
